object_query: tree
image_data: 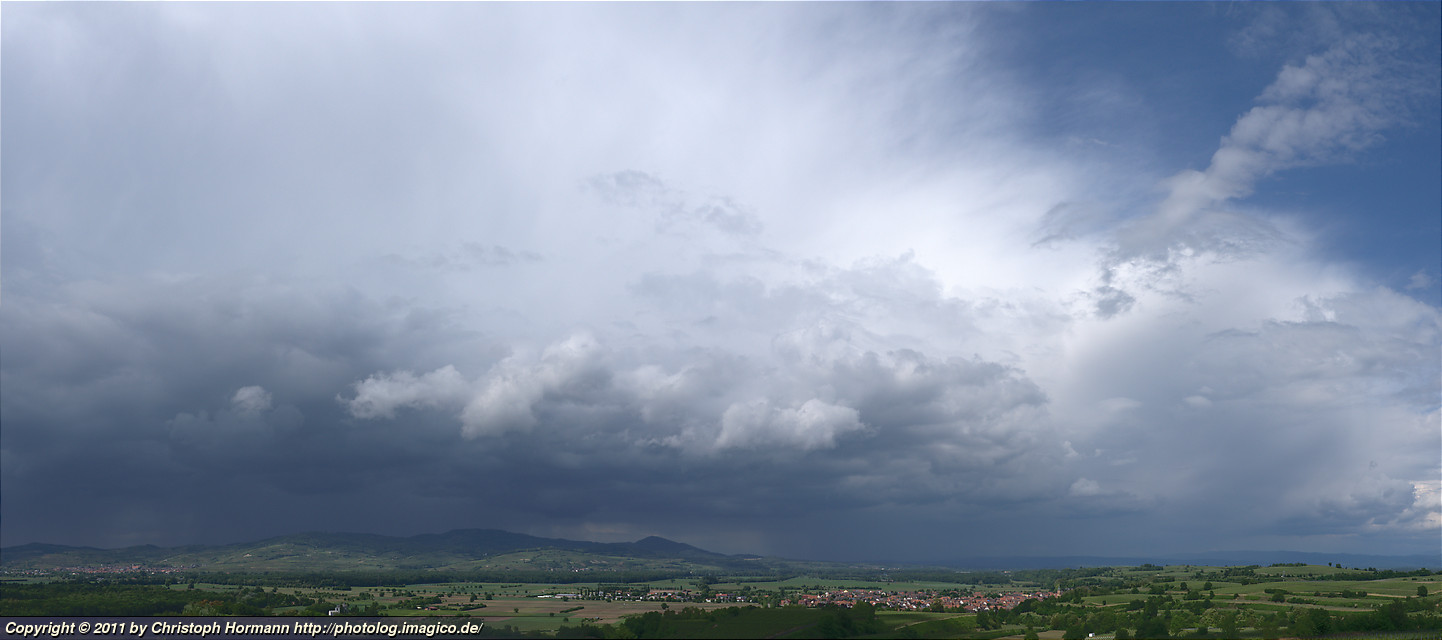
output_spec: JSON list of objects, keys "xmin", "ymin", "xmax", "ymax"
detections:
[
  {"xmin": 1220, "ymin": 611, "xmax": 1239, "ymax": 639},
  {"xmin": 1419, "ymin": 585, "xmax": 1429, "ymax": 597},
  {"xmin": 853, "ymin": 601, "xmax": 876, "ymax": 623},
  {"xmin": 976, "ymin": 610, "xmax": 992, "ymax": 629},
  {"xmin": 1260, "ymin": 616, "xmax": 1280, "ymax": 640},
  {"xmin": 1291, "ymin": 611, "xmax": 1316, "ymax": 637},
  {"xmin": 1171, "ymin": 612, "xmax": 1198, "ymax": 635},
  {"xmin": 1137, "ymin": 617, "xmax": 1170, "ymax": 639},
  {"xmin": 1306, "ymin": 608, "xmax": 1331, "ymax": 636}
]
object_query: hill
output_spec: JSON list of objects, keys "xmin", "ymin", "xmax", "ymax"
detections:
[
  {"xmin": 0, "ymin": 529, "xmax": 804, "ymax": 575},
  {"xmin": 935, "ymin": 551, "xmax": 1441, "ymax": 571},
  {"xmin": 4, "ymin": 530, "xmax": 1436, "ymax": 575}
]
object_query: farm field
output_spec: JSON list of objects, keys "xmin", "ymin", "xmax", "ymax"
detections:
[{"xmin": 3, "ymin": 564, "xmax": 1438, "ymax": 637}]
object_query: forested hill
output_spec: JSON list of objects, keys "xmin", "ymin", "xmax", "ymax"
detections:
[
  {"xmin": 4, "ymin": 530, "xmax": 1436, "ymax": 576},
  {"xmin": 0, "ymin": 529, "xmax": 766, "ymax": 574}
]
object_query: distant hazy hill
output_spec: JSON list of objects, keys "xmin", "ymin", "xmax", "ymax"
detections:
[
  {"xmin": 0, "ymin": 529, "xmax": 771, "ymax": 574},
  {"xmin": 937, "ymin": 551, "xmax": 1440, "ymax": 571},
  {"xmin": 4, "ymin": 530, "xmax": 1435, "ymax": 574}
]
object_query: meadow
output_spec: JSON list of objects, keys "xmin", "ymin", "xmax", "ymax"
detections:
[{"xmin": 3, "ymin": 563, "xmax": 1438, "ymax": 638}]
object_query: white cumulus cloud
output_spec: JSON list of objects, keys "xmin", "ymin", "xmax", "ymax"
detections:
[
  {"xmin": 715, "ymin": 398, "xmax": 865, "ymax": 452},
  {"xmin": 230, "ymin": 385, "xmax": 273, "ymax": 415},
  {"xmin": 342, "ymin": 365, "xmax": 471, "ymax": 420}
]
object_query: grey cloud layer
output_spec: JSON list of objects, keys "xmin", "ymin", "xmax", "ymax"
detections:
[{"xmin": 3, "ymin": 2, "xmax": 1437, "ymax": 559}]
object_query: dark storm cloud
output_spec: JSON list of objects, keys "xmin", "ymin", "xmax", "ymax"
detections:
[{"xmin": 0, "ymin": 270, "xmax": 495, "ymax": 546}]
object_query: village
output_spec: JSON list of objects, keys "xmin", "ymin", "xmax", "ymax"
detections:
[
  {"xmin": 9, "ymin": 564, "xmax": 196, "ymax": 577},
  {"xmin": 586, "ymin": 585, "xmax": 1064, "ymax": 613},
  {"xmin": 786, "ymin": 588, "xmax": 1063, "ymax": 612}
]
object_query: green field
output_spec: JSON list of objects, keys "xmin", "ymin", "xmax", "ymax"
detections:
[{"xmin": 3, "ymin": 563, "xmax": 1438, "ymax": 638}]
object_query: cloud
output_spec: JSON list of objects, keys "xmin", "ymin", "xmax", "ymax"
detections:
[
  {"xmin": 460, "ymin": 334, "xmax": 611, "ymax": 437},
  {"xmin": 346, "ymin": 322, "xmax": 1047, "ymax": 461},
  {"xmin": 230, "ymin": 386, "xmax": 273, "ymax": 414},
  {"xmin": 587, "ymin": 170, "xmax": 670, "ymax": 209},
  {"xmin": 1398, "ymin": 478, "xmax": 1442, "ymax": 532},
  {"xmin": 1407, "ymin": 270, "xmax": 1433, "ymax": 291},
  {"xmin": 382, "ymin": 244, "xmax": 543, "ymax": 272},
  {"xmin": 343, "ymin": 366, "xmax": 471, "ymax": 420},
  {"xmin": 1099, "ymin": 397, "xmax": 1141, "ymax": 413},
  {"xmin": 1070, "ymin": 478, "xmax": 1102, "ymax": 497},
  {"xmin": 168, "ymin": 387, "xmax": 304, "ymax": 457},
  {"xmin": 715, "ymin": 398, "xmax": 864, "ymax": 451},
  {"xmin": 589, "ymin": 170, "xmax": 764, "ymax": 238},
  {"xmin": 1057, "ymin": 284, "xmax": 1441, "ymax": 543},
  {"xmin": 1062, "ymin": 481, "xmax": 1156, "ymax": 519},
  {"xmin": 1196, "ymin": 288, "xmax": 1440, "ymax": 406},
  {"xmin": 339, "ymin": 335, "xmax": 625, "ymax": 438},
  {"xmin": 2, "ymin": 3, "xmax": 1436, "ymax": 559},
  {"xmin": 1277, "ymin": 472, "xmax": 1425, "ymax": 534},
  {"xmin": 1114, "ymin": 32, "xmax": 1427, "ymax": 271}
]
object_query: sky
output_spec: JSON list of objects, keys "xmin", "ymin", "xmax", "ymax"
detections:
[{"xmin": 2, "ymin": 2, "xmax": 1439, "ymax": 564}]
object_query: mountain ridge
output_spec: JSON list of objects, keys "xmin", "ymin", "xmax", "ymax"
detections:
[
  {"xmin": 0, "ymin": 528, "xmax": 757, "ymax": 573},
  {"xmin": 3, "ymin": 529, "xmax": 1436, "ymax": 572}
]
